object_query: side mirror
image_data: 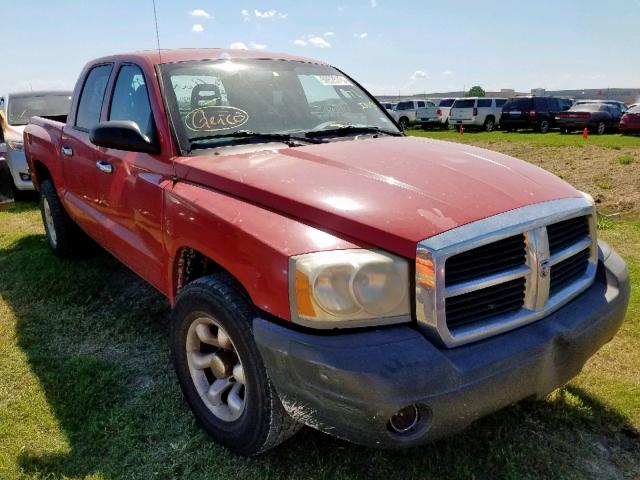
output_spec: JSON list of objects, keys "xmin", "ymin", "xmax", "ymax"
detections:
[{"xmin": 90, "ymin": 120, "xmax": 159, "ymax": 154}]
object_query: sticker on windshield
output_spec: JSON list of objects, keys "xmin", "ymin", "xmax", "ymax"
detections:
[
  {"xmin": 314, "ymin": 75, "xmax": 352, "ymax": 86},
  {"xmin": 184, "ymin": 106, "xmax": 249, "ymax": 132}
]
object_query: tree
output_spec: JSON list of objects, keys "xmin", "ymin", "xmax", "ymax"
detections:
[{"xmin": 466, "ymin": 86, "xmax": 486, "ymax": 97}]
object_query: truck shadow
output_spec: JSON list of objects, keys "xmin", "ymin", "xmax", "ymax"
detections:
[{"xmin": 2, "ymin": 234, "xmax": 637, "ymax": 479}]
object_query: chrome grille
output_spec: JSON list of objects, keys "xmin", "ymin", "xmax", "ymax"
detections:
[
  {"xmin": 415, "ymin": 198, "xmax": 598, "ymax": 348},
  {"xmin": 445, "ymin": 234, "xmax": 526, "ymax": 286},
  {"xmin": 445, "ymin": 277, "xmax": 526, "ymax": 328},
  {"xmin": 550, "ymin": 247, "xmax": 590, "ymax": 296}
]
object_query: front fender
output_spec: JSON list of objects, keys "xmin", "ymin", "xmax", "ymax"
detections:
[{"xmin": 163, "ymin": 181, "xmax": 363, "ymax": 320}]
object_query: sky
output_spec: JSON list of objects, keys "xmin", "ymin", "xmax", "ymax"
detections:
[{"xmin": 1, "ymin": 0, "xmax": 639, "ymax": 96}]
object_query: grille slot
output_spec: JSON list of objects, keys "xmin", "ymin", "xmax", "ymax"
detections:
[
  {"xmin": 445, "ymin": 278, "xmax": 526, "ymax": 329},
  {"xmin": 547, "ymin": 216, "xmax": 589, "ymax": 255},
  {"xmin": 550, "ymin": 248, "xmax": 590, "ymax": 295},
  {"xmin": 445, "ymin": 234, "xmax": 526, "ymax": 286}
]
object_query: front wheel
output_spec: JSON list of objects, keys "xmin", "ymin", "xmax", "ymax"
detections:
[
  {"xmin": 595, "ymin": 121, "xmax": 606, "ymax": 135},
  {"xmin": 171, "ymin": 274, "xmax": 300, "ymax": 455},
  {"xmin": 398, "ymin": 117, "xmax": 410, "ymax": 130}
]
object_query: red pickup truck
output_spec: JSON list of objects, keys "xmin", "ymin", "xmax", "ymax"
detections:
[{"xmin": 24, "ymin": 49, "xmax": 629, "ymax": 455}]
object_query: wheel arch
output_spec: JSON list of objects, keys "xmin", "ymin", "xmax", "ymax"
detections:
[{"xmin": 31, "ymin": 159, "xmax": 52, "ymax": 189}]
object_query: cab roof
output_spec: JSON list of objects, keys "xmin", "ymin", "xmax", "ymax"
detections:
[{"xmin": 90, "ymin": 48, "xmax": 328, "ymax": 67}]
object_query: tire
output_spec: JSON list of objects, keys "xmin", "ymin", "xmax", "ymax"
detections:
[
  {"xmin": 538, "ymin": 119, "xmax": 550, "ymax": 133},
  {"xmin": 483, "ymin": 116, "xmax": 495, "ymax": 132},
  {"xmin": 595, "ymin": 121, "xmax": 606, "ymax": 135},
  {"xmin": 398, "ymin": 117, "xmax": 409, "ymax": 130},
  {"xmin": 171, "ymin": 274, "xmax": 300, "ymax": 456},
  {"xmin": 39, "ymin": 179, "xmax": 82, "ymax": 257}
]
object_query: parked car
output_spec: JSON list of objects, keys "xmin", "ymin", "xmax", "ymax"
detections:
[
  {"xmin": 435, "ymin": 98, "xmax": 456, "ymax": 127},
  {"xmin": 381, "ymin": 102, "xmax": 396, "ymax": 111},
  {"xmin": 556, "ymin": 103, "xmax": 621, "ymax": 135},
  {"xmin": 416, "ymin": 100, "xmax": 441, "ymax": 129},
  {"xmin": 0, "ymin": 91, "xmax": 72, "ymax": 196},
  {"xmin": 448, "ymin": 97, "xmax": 506, "ymax": 131},
  {"xmin": 620, "ymin": 105, "xmax": 640, "ymax": 135},
  {"xmin": 500, "ymin": 96, "xmax": 565, "ymax": 133},
  {"xmin": 391, "ymin": 100, "xmax": 432, "ymax": 129},
  {"xmin": 24, "ymin": 49, "xmax": 629, "ymax": 456},
  {"xmin": 574, "ymin": 99, "xmax": 628, "ymax": 114}
]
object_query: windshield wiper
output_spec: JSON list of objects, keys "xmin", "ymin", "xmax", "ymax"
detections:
[
  {"xmin": 305, "ymin": 125, "xmax": 403, "ymax": 139},
  {"xmin": 188, "ymin": 130, "xmax": 325, "ymax": 151}
]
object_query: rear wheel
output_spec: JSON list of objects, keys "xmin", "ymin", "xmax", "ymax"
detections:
[
  {"xmin": 39, "ymin": 179, "xmax": 83, "ymax": 257},
  {"xmin": 595, "ymin": 121, "xmax": 606, "ymax": 135},
  {"xmin": 483, "ymin": 116, "xmax": 495, "ymax": 132},
  {"xmin": 538, "ymin": 119, "xmax": 550, "ymax": 133},
  {"xmin": 171, "ymin": 274, "xmax": 300, "ymax": 455}
]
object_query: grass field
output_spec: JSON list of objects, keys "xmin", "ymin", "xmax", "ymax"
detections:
[{"xmin": 0, "ymin": 131, "xmax": 639, "ymax": 479}]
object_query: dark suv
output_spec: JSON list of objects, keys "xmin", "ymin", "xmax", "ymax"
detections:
[{"xmin": 500, "ymin": 96, "xmax": 569, "ymax": 133}]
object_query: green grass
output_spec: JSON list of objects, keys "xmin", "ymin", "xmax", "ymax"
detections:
[
  {"xmin": 409, "ymin": 128, "xmax": 640, "ymax": 149},
  {"xmin": 617, "ymin": 154, "xmax": 636, "ymax": 165},
  {"xmin": 0, "ymin": 202, "xmax": 639, "ymax": 478}
]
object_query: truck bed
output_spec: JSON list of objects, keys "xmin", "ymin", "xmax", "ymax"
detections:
[{"xmin": 23, "ymin": 116, "xmax": 66, "ymax": 189}]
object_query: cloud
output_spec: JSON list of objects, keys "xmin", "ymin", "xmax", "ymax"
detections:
[
  {"xmin": 308, "ymin": 36, "xmax": 331, "ymax": 48},
  {"xmin": 442, "ymin": 70, "xmax": 453, "ymax": 76},
  {"xmin": 190, "ymin": 9, "xmax": 211, "ymax": 19},
  {"xmin": 371, "ymin": 0, "xmax": 377, "ymax": 7},
  {"xmin": 192, "ymin": 24, "xmax": 204, "ymax": 33},
  {"xmin": 410, "ymin": 70, "xmax": 429, "ymax": 81},
  {"xmin": 241, "ymin": 9, "xmax": 250, "ymax": 20},
  {"xmin": 355, "ymin": 32, "xmax": 368, "ymax": 39},
  {"xmin": 294, "ymin": 34, "xmax": 332, "ymax": 48},
  {"xmin": 229, "ymin": 42, "xmax": 249, "ymax": 50},
  {"xmin": 254, "ymin": 9, "xmax": 288, "ymax": 19},
  {"xmin": 324, "ymin": 31, "xmax": 335, "ymax": 37},
  {"xmin": 250, "ymin": 41, "xmax": 267, "ymax": 50}
]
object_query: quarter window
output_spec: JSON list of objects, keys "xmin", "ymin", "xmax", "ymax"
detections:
[
  {"xmin": 109, "ymin": 65, "xmax": 154, "ymax": 139},
  {"xmin": 477, "ymin": 99, "xmax": 492, "ymax": 108},
  {"xmin": 76, "ymin": 64, "xmax": 113, "ymax": 130}
]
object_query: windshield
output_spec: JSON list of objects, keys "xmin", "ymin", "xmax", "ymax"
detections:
[
  {"xmin": 7, "ymin": 93, "xmax": 72, "ymax": 126},
  {"xmin": 159, "ymin": 59, "xmax": 397, "ymax": 151}
]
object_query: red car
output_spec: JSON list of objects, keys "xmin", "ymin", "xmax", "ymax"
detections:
[
  {"xmin": 23, "ymin": 49, "xmax": 629, "ymax": 455},
  {"xmin": 620, "ymin": 105, "xmax": 640, "ymax": 134}
]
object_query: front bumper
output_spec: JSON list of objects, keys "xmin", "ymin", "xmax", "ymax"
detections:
[{"xmin": 254, "ymin": 244, "xmax": 629, "ymax": 448}]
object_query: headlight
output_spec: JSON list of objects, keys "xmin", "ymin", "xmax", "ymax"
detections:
[
  {"xmin": 7, "ymin": 140, "xmax": 24, "ymax": 151},
  {"xmin": 290, "ymin": 249, "xmax": 410, "ymax": 328}
]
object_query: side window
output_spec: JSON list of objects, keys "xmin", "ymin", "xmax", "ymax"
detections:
[
  {"xmin": 477, "ymin": 99, "xmax": 492, "ymax": 108},
  {"xmin": 109, "ymin": 65, "xmax": 154, "ymax": 139},
  {"xmin": 417, "ymin": 101, "xmax": 425, "ymax": 108},
  {"xmin": 534, "ymin": 97, "xmax": 549, "ymax": 111},
  {"xmin": 76, "ymin": 64, "xmax": 113, "ymax": 130}
]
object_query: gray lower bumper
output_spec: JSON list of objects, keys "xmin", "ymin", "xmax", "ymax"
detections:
[{"xmin": 254, "ymin": 245, "xmax": 630, "ymax": 448}]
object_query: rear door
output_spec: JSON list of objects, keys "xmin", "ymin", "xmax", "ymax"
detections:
[
  {"xmin": 61, "ymin": 63, "xmax": 114, "ymax": 241},
  {"xmin": 93, "ymin": 63, "xmax": 173, "ymax": 289}
]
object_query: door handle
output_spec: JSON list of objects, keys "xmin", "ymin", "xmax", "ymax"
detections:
[
  {"xmin": 95, "ymin": 160, "xmax": 113, "ymax": 175},
  {"xmin": 61, "ymin": 146, "xmax": 73, "ymax": 157}
]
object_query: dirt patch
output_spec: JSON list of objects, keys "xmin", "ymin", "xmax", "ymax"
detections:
[{"xmin": 471, "ymin": 142, "xmax": 640, "ymax": 215}]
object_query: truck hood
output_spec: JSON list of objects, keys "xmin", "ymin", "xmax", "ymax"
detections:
[{"xmin": 176, "ymin": 136, "xmax": 581, "ymax": 258}]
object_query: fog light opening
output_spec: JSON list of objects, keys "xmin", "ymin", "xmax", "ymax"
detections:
[
  {"xmin": 388, "ymin": 404, "xmax": 420, "ymax": 434},
  {"xmin": 19, "ymin": 173, "xmax": 31, "ymax": 182}
]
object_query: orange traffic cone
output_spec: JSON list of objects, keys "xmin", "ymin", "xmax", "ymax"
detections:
[
  {"xmin": 460, "ymin": 125, "xmax": 464, "ymax": 135},
  {"xmin": 583, "ymin": 128, "xmax": 588, "ymax": 140}
]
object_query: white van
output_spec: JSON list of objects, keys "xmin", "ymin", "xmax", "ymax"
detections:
[{"xmin": 448, "ymin": 97, "xmax": 507, "ymax": 131}]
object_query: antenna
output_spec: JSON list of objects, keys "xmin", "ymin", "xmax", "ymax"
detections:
[{"xmin": 152, "ymin": 0, "xmax": 162, "ymax": 63}]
